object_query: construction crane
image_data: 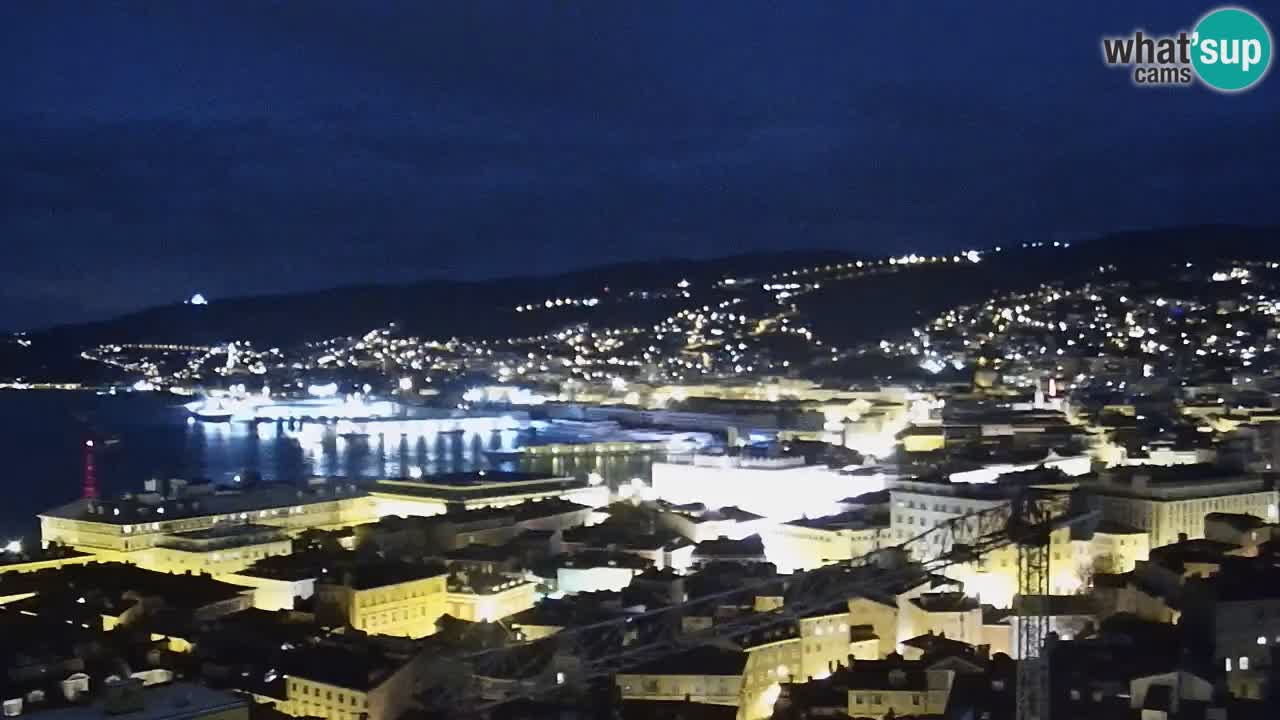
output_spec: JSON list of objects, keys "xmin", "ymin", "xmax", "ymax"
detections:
[
  {"xmin": 422, "ymin": 489, "xmax": 1093, "ymax": 716},
  {"xmin": 1009, "ymin": 490, "xmax": 1070, "ymax": 720}
]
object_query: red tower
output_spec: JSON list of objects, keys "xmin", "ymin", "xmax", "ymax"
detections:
[{"xmin": 82, "ymin": 439, "xmax": 98, "ymax": 500}]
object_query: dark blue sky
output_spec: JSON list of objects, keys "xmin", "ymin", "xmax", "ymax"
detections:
[{"xmin": 2, "ymin": 1, "xmax": 1277, "ymax": 329}]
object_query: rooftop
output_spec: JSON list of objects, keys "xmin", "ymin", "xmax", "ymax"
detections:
[
  {"xmin": 693, "ymin": 534, "xmax": 766, "ymax": 559},
  {"xmin": 41, "ymin": 482, "xmax": 366, "ymax": 525},
  {"xmin": 1205, "ymin": 512, "xmax": 1268, "ymax": 532},
  {"xmin": 280, "ymin": 643, "xmax": 404, "ymax": 691},
  {"xmin": 558, "ymin": 550, "xmax": 652, "ymax": 570},
  {"xmin": 621, "ymin": 645, "xmax": 747, "ymax": 676},
  {"xmin": 379, "ymin": 470, "xmax": 561, "ymax": 487},
  {"xmin": 322, "ymin": 561, "xmax": 448, "ymax": 590},
  {"xmin": 30, "ymin": 682, "xmax": 247, "ymax": 720},
  {"xmin": 371, "ymin": 472, "xmax": 586, "ymax": 501},
  {"xmin": 0, "ymin": 546, "xmax": 93, "ymax": 568},
  {"xmin": 785, "ymin": 510, "xmax": 885, "ymax": 532},
  {"xmin": 1090, "ymin": 464, "xmax": 1273, "ymax": 499},
  {"xmin": 912, "ymin": 592, "xmax": 980, "ymax": 613},
  {"xmin": 0, "ymin": 562, "xmax": 248, "ymax": 610}
]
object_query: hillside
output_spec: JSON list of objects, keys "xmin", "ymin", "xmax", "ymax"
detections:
[{"xmin": 4, "ymin": 226, "xmax": 1279, "ymax": 384}]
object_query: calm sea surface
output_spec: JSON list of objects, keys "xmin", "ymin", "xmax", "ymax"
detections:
[{"xmin": 0, "ymin": 391, "xmax": 654, "ymax": 543}]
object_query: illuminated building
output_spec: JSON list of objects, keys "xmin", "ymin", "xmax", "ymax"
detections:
[
  {"xmin": 843, "ymin": 657, "xmax": 958, "ymax": 719},
  {"xmin": 658, "ymin": 504, "xmax": 768, "ymax": 544},
  {"xmin": 508, "ymin": 596, "xmax": 625, "ymax": 641},
  {"xmin": 369, "ymin": 472, "xmax": 607, "ymax": 518},
  {"xmin": 764, "ymin": 511, "xmax": 889, "ymax": 573},
  {"xmin": 1204, "ymin": 512, "xmax": 1280, "ymax": 555},
  {"xmin": 896, "ymin": 592, "xmax": 986, "ymax": 651},
  {"xmin": 559, "ymin": 518, "xmax": 695, "ymax": 571},
  {"xmin": 134, "ymin": 524, "xmax": 292, "ymax": 575},
  {"xmin": 738, "ymin": 626, "xmax": 802, "ymax": 718},
  {"xmin": 1193, "ymin": 568, "xmax": 1280, "ymax": 700},
  {"xmin": 899, "ymin": 425, "xmax": 946, "ymax": 453},
  {"xmin": 691, "ymin": 535, "xmax": 767, "ymax": 568},
  {"xmin": 617, "ymin": 646, "xmax": 746, "ymax": 706},
  {"xmin": 1085, "ymin": 465, "xmax": 1280, "ymax": 549},
  {"xmin": 797, "ymin": 605, "xmax": 858, "ymax": 681},
  {"xmin": 39, "ymin": 482, "xmax": 375, "ymax": 560},
  {"xmin": 221, "ymin": 555, "xmax": 319, "ymax": 611},
  {"xmin": 555, "ymin": 551, "xmax": 651, "ymax": 594},
  {"xmin": 616, "ymin": 620, "xmax": 854, "ymax": 720},
  {"xmin": 443, "ymin": 574, "xmax": 537, "ymax": 622},
  {"xmin": 1087, "ymin": 522, "xmax": 1150, "ymax": 573},
  {"xmin": 279, "ymin": 644, "xmax": 427, "ymax": 720},
  {"xmin": 314, "ymin": 562, "xmax": 449, "ymax": 638},
  {"xmin": 650, "ymin": 455, "xmax": 885, "ymax": 521},
  {"xmin": 1006, "ymin": 595, "xmax": 1097, "ymax": 654},
  {"xmin": 887, "ymin": 476, "xmax": 1104, "ymax": 606}
]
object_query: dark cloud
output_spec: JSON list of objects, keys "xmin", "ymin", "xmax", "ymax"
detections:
[{"xmin": 1, "ymin": 1, "xmax": 1277, "ymax": 328}]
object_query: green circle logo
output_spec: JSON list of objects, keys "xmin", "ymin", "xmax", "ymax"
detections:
[{"xmin": 1192, "ymin": 7, "xmax": 1272, "ymax": 92}]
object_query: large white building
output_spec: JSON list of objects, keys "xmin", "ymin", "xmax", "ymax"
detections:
[
  {"xmin": 369, "ymin": 471, "xmax": 608, "ymax": 517},
  {"xmin": 40, "ymin": 481, "xmax": 375, "ymax": 561},
  {"xmin": 649, "ymin": 455, "xmax": 887, "ymax": 521},
  {"xmin": 1085, "ymin": 465, "xmax": 1279, "ymax": 550},
  {"xmin": 764, "ymin": 512, "xmax": 890, "ymax": 573},
  {"xmin": 887, "ymin": 476, "xmax": 1145, "ymax": 607}
]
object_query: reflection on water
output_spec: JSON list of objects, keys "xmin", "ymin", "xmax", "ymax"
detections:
[
  {"xmin": 0, "ymin": 392, "xmax": 662, "ymax": 541},
  {"xmin": 186, "ymin": 419, "xmax": 659, "ymax": 494}
]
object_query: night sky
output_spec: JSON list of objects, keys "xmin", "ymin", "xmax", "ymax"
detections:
[{"xmin": 2, "ymin": 1, "xmax": 1277, "ymax": 330}]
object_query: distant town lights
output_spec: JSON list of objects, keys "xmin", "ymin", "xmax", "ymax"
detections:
[
  {"xmin": 188, "ymin": 293, "xmax": 208, "ymax": 305},
  {"xmin": 2, "ymin": 539, "xmax": 21, "ymax": 554},
  {"xmin": 398, "ymin": 376, "xmax": 414, "ymax": 391}
]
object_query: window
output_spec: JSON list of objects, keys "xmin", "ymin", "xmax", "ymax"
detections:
[
  {"xmin": 854, "ymin": 695, "xmax": 863, "ymax": 705},
  {"xmin": 1240, "ymin": 656, "xmax": 1250, "ymax": 670}
]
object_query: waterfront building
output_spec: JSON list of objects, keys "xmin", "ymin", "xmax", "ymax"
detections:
[
  {"xmin": 39, "ymin": 482, "xmax": 375, "ymax": 561},
  {"xmin": 369, "ymin": 471, "xmax": 607, "ymax": 518},
  {"xmin": 650, "ymin": 454, "xmax": 885, "ymax": 521}
]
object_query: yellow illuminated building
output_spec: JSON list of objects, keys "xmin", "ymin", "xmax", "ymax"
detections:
[
  {"xmin": 135, "ymin": 525, "xmax": 293, "ymax": 575},
  {"xmin": 846, "ymin": 664, "xmax": 956, "ymax": 719},
  {"xmin": 1088, "ymin": 467, "xmax": 1279, "ymax": 549},
  {"xmin": 40, "ymin": 483, "xmax": 375, "ymax": 561},
  {"xmin": 316, "ymin": 565, "xmax": 448, "ymax": 638},
  {"xmin": 765, "ymin": 514, "xmax": 889, "ymax": 573},
  {"xmin": 444, "ymin": 576, "xmax": 537, "ymax": 622},
  {"xmin": 277, "ymin": 645, "xmax": 426, "ymax": 720}
]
